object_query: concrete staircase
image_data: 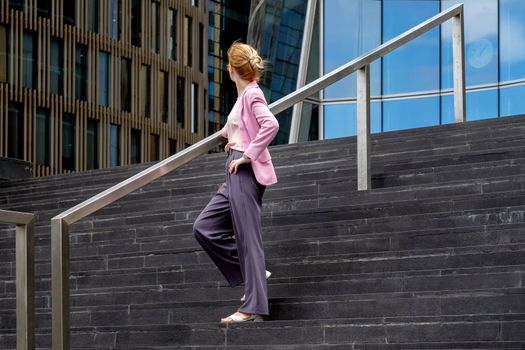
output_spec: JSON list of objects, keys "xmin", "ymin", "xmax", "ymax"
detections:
[{"xmin": 1, "ymin": 115, "xmax": 525, "ymax": 349}]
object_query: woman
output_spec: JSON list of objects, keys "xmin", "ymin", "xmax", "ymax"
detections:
[{"xmin": 192, "ymin": 42, "xmax": 279, "ymax": 323}]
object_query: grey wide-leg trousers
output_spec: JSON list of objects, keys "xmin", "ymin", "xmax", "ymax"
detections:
[{"xmin": 193, "ymin": 150, "xmax": 269, "ymax": 315}]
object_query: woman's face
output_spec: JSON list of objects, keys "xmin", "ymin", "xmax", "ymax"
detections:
[{"xmin": 227, "ymin": 63, "xmax": 236, "ymax": 82}]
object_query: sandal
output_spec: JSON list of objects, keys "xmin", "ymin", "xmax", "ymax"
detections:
[
  {"xmin": 240, "ymin": 270, "xmax": 271, "ymax": 303},
  {"xmin": 221, "ymin": 312, "xmax": 263, "ymax": 324}
]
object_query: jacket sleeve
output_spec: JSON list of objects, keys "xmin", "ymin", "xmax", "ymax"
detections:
[
  {"xmin": 243, "ymin": 89, "xmax": 279, "ymax": 161},
  {"xmin": 221, "ymin": 124, "xmax": 228, "ymax": 139}
]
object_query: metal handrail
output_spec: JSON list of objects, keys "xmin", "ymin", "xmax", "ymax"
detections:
[
  {"xmin": 0, "ymin": 209, "xmax": 35, "ymax": 350},
  {"xmin": 51, "ymin": 4, "xmax": 465, "ymax": 349}
]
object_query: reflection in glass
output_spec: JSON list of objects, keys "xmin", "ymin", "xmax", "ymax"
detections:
[
  {"xmin": 99, "ymin": 51, "xmax": 110, "ymax": 106},
  {"xmin": 500, "ymin": 85, "xmax": 525, "ymax": 117},
  {"xmin": 76, "ymin": 44, "xmax": 88, "ymax": 101},
  {"xmin": 324, "ymin": 0, "xmax": 381, "ymax": 98},
  {"xmin": 62, "ymin": 113, "xmax": 75, "ymax": 171},
  {"xmin": 130, "ymin": 128, "xmax": 141, "ymax": 164},
  {"xmin": 23, "ymin": 31, "xmax": 37, "ymax": 89},
  {"xmin": 109, "ymin": 123, "xmax": 120, "ymax": 167},
  {"xmin": 36, "ymin": 108, "xmax": 51, "ymax": 166},
  {"xmin": 8, "ymin": 102, "xmax": 24, "ymax": 159},
  {"xmin": 500, "ymin": 0, "xmax": 525, "ymax": 81},
  {"xmin": 168, "ymin": 9, "xmax": 177, "ymax": 60},
  {"xmin": 324, "ymin": 103, "xmax": 356, "ymax": 139},
  {"xmin": 140, "ymin": 64, "xmax": 151, "ymax": 117},
  {"xmin": 50, "ymin": 38, "xmax": 63, "ymax": 94},
  {"xmin": 383, "ymin": 97, "xmax": 440, "ymax": 132},
  {"xmin": 466, "ymin": 89, "xmax": 498, "ymax": 121},
  {"xmin": 184, "ymin": 16, "xmax": 193, "ymax": 67},
  {"xmin": 0, "ymin": 25, "xmax": 8, "ymax": 83},
  {"xmin": 86, "ymin": 118, "xmax": 99, "ymax": 170},
  {"xmin": 87, "ymin": 0, "xmax": 99, "ymax": 33},
  {"xmin": 442, "ymin": 0, "xmax": 498, "ymax": 88},
  {"xmin": 109, "ymin": 0, "xmax": 120, "ymax": 40},
  {"xmin": 121, "ymin": 58, "xmax": 131, "ymax": 112}
]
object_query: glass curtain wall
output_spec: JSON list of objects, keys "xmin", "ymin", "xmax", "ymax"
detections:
[{"xmin": 320, "ymin": 0, "xmax": 525, "ymax": 140}]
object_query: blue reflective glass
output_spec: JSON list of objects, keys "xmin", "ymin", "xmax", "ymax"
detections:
[
  {"xmin": 383, "ymin": 0, "xmax": 440, "ymax": 94},
  {"xmin": 442, "ymin": 0, "xmax": 498, "ymax": 88},
  {"xmin": 500, "ymin": 85, "xmax": 525, "ymax": 117},
  {"xmin": 383, "ymin": 97, "xmax": 440, "ymax": 132},
  {"xmin": 324, "ymin": 0, "xmax": 381, "ymax": 98},
  {"xmin": 500, "ymin": 0, "xmax": 525, "ymax": 81},
  {"xmin": 99, "ymin": 51, "xmax": 110, "ymax": 106},
  {"xmin": 442, "ymin": 89, "xmax": 499, "ymax": 122},
  {"xmin": 323, "ymin": 102, "xmax": 381, "ymax": 139}
]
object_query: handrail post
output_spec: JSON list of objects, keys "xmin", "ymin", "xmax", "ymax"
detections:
[
  {"xmin": 16, "ymin": 220, "xmax": 35, "ymax": 350},
  {"xmin": 0, "ymin": 209, "xmax": 35, "ymax": 350},
  {"xmin": 452, "ymin": 8, "xmax": 466, "ymax": 123},
  {"xmin": 357, "ymin": 65, "xmax": 371, "ymax": 191},
  {"xmin": 51, "ymin": 218, "xmax": 70, "ymax": 350}
]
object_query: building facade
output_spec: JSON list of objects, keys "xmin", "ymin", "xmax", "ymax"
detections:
[
  {"xmin": 0, "ymin": 0, "xmax": 208, "ymax": 176},
  {"xmin": 250, "ymin": 0, "xmax": 525, "ymax": 143}
]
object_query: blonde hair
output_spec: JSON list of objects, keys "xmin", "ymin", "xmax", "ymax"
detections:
[{"xmin": 227, "ymin": 41, "xmax": 264, "ymax": 82}]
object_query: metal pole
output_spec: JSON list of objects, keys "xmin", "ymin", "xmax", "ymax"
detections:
[
  {"xmin": 51, "ymin": 218, "xmax": 70, "ymax": 350},
  {"xmin": 357, "ymin": 65, "xmax": 371, "ymax": 191},
  {"xmin": 452, "ymin": 8, "xmax": 466, "ymax": 123},
  {"xmin": 289, "ymin": 0, "xmax": 317, "ymax": 144},
  {"xmin": 16, "ymin": 220, "xmax": 35, "ymax": 350}
]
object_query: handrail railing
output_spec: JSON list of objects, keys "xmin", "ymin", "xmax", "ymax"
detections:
[
  {"xmin": 51, "ymin": 4, "xmax": 465, "ymax": 349},
  {"xmin": 0, "ymin": 209, "xmax": 35, "ymax": 350}
]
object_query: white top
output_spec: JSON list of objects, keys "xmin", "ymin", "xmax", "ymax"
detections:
[{"xmin": 225, "ymin": 99, "xmax": 244, "ymax": 152}]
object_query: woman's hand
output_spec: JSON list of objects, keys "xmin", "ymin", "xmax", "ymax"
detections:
[
  {"xmin": 224, "ymin": 144, "xmax": 231, "ymax": 153},
  {"xmin": 229, "ymin": 155, "xmax": 251, "ymax": 174}
]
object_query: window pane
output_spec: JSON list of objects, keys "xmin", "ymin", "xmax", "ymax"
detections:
[
  {"xmin": 184, "ymin": 16, "xmax": 192, "ymax": 67},
  {"xmin": 130, "ymin": 128, "xmax": 141, "ymax": 164},
  {"xmin": 442, "ymin": 0, "xmax": 498, "ymax": 88},
  {"xmin": 75, "ymin": 44, "xmax": 88, "ymax": 101},
  {"xmin": 86, "ymin": 118, "xmax": 99, "ymax": 170},
  {"xmin": 191, "ymin": 83, "xmax": 198, "ymax": 133},
  {"xmin": 99, "ymin": 51, "xmax": 110, "ymax": 106},
  {"xmin": 121, "ymin": 58, "xmax": 131, "ymax": 112},
  {"xmin": 23, "ymin": 31, "xmax": 37, "ymax": 89},
  {"xmin": 109, "ymin": 0, "xmax": 120, "ymax": 40},
  {"xmin": 199, "ymin": 23, "xmax": 204, "ymax": 72},
  {"xmin": 324, "ymin": 0, "xmax": 381, "ymax": 98},
  {"xmin": 0, "ymin": 25, "xmax": 8, "ymax": 83},
  {"xmin": 177, "ymin": 76, "xmax": 185, "ymax": 128},
  {"xmin": 383, "ymin": 0, "xmax": 439, "ymax": 95},
  {"xmin": 140, "ymin": 65, "xmax": 151, "ymax": 117},
  {"xmin": 8, "ymin": 102, "xmax": 24, "ymax": 159},
  {"xmin": 500, "ymin": 0, "xmax": 525, "ymax": 81},
  {"xmin": 168, "ymin": 9, "xmax": 177, "ymax": 60},
  {"xmin": 383, "ymin": 97, "xmax": 440, "ymax": 132},
  {"xmin": 9, "ymin": 0, "xmax": 23, "ymax": 11},
  {"xmin": 501, "ymin": 85, "xmax": 525, "ymax": 117},
  {"xmin": 150, "ymin": 134, "xmax": 159, "ymax": 161},
  {"xmin": 87, "ymin": 0, "xmax": 99, "ymax": 33},
  {"xmin": 160, "ymin": 71, "xmax": 168, "ymax": 123},
  {"xmin": 109, "ymin": 123, "xmax": 120, "ymax": 167},
  {"xmin": 151, "ymin": 1, "xmax": 160, "ymax": 53},
  {"xmin": 36, "ymin": 108, "xmax": 51, "ymax": 166},
  {"xmin": 64, "ymin": 0, "xmax": 75, "ymax": 25},
  {"xmin": 50, "ymin": 38, "xmax": 63, "ymax": 94},
  {"xmin": 131, "ymin": 0, "xmax": 141, "ymax": 46},
  {"xmin": 62, "ymin": 113, "xmax": 75, "ymax": 171},
  {"xmin": 323, "ymin": 102, "xmax": 381, "ymax": 139}
]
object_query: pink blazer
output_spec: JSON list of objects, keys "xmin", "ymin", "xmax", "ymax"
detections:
[{"xmin": 221, "ymin": 81, "xmax": 279, "ymax": 186}]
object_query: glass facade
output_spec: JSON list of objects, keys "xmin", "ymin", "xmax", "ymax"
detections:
[
  {"xmin": 169, "ymin": 138, "xmax": 177, "ymax": 155},
  {"xmin": 99, "ymin": 51, "xmax": 110, "ymax": 106},
  {"xmin": 87, "ymin": 0, "xmax": 99, "ymax": 33},
  {"xmin": 37, "ymin": 0, "xmax": 51, "ymax": 18},
  {"xmin": 22, "ymin": 31, "xmax": 37, "ymax": 89},
  {"xmin": 131, "ymin": 0, "xmax": 141, "ymax": 47},
  {"xmin": 62, "ymin": 113, "xmax": 75, "ymax": 171},
  {"xmin": 140, "ymin": 64, "xmax": 151, "ymax": 117},
  {"xmin": 50, "ymin": 38, "xmax": 63, "ymax": 95},
  {"xmin": 130, "ymin": 128, "xmax": 141, "ymax": 164},
  {"xmin": 151, "ymin": 1, "xmax": 160, "ymax": 53},
  {"xmin": 109, "ymin": 0, "xmax": 120, "ymax": 40},
  {"xmin": 184, "ymin": 16, "xmax": 193, "ymax": 67},
  {"xmin": 121, "ymin": 57, "xmax": 132, "ymax": 112},
  {"xmin": 64, "ymin": 1, "xmax": 76, "ymax": 25},
  {"xmin": 168, "ymin": 9, "xmax": 177, "ymax": 60},
  {"xmin": 319, "ymin": 0, "xmax": 525, "ymax": 139},
  {"xmin": 109, "ymin": 123, "xmax": 120, "ymax": 167},
  {"xmin": 150, "ymin": 133, "xmax": 160, "ymax": 161},
  {"xmin": 160, "ymin": 70, "xmax": 169, "ymax": 123},
  {"xmin": 76, "ymin": 44, "xmax": 88, "ymax": 101},
  {"xmin": 86, "ymin": 118, "xmax": 99, "ymax": 170},
  {"xmin": 8, "ymin": 102, "xmax": 24, "ymax": 159},
  {"xmin": 36, "ymin": 108, "xmax": 51, "ymax": 166},
  {"xmin": 191, "ymin": 83, "xmax": 199, "ymax": 133},
  {"xmin": 177, "ymin": 76, "xmax": 185, "ymax": 128}
]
